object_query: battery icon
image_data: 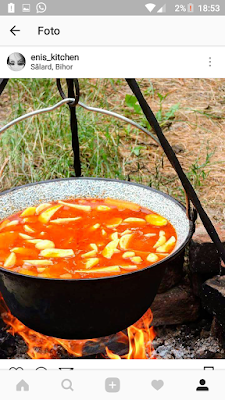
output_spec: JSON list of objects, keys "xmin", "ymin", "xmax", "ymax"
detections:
[{"xmin": 188, "ymin": 3, "xmax": 194, "ymax": 12}]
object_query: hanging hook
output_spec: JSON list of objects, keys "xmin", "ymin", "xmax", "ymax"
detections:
[
  {"xmin": 56, "ymin": 79, "xmax": 80, "ymax": 107},
  {"xmin": 56, "ymin": 79, "xmax": 82, "ymax": 177}
]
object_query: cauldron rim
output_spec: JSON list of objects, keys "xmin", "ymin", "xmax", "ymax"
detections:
[{"xmin": 0, "ymin": 176, "xmax": 194, "ymax": 283}]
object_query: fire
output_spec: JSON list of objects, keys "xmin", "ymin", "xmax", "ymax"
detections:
[
  {"xmin": 105, "ymin": 309, "xmax": 155, "ymax": 359},
  {"xmin": 0, "ymin": 294, "xmax": 155, "ymax": 359}
]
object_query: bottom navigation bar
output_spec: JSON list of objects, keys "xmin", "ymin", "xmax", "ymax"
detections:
[{"xmin": 0, "ymin": 369, "xmax": 218, "ymax": 399}]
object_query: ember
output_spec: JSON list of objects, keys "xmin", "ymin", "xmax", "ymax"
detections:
[{"xmin": 0, "ymin": 294, "xmax": 155, "ymax": 359}]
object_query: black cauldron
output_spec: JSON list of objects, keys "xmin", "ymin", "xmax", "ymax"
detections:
[{"xmin": 0, "ymin": 177, "xmax": 193, "ymax": 339}]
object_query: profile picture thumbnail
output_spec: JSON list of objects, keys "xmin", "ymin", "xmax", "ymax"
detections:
[{"xmin": 7, "ymin": 53, "xmax": 26, "ymax": 71}]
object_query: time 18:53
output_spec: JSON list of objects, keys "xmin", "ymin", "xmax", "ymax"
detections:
[{"xmin": 198, "ymin": 5, "xmax": 220, "ymax": 12}]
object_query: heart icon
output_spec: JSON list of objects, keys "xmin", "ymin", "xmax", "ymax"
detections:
[{"xmin": 151, "ymin": 380, "xmax": 164, "ymax": 391}]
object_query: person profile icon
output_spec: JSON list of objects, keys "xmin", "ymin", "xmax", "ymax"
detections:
[
  {"xmin": 196, "ymin": 379, "xmax": 209, "ymax": 391},
  {"xmin": 7, "ymin": 53, "xmax": 26, "ymax": 71}
]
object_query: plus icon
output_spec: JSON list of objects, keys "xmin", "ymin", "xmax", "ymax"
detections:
[
  {"xmin": 109, "ymin": 381, "xmax": 117, "ymax": 389},
  {"xmin": 105, "ymin": 377, "xmax": 120, "ymax": 393}
]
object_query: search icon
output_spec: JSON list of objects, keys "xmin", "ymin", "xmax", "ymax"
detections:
[
  {"xmin": 36, "ymin": 2, "xmax": 47, "ymax": 13},
  {"xmin": 61, "ymin": 379, "xmax": 74, "ymax": 391}
]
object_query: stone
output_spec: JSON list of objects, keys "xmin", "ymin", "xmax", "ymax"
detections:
[
  {"xmin": 172, "ymin": 144, "xmax": 185, "ymax": 154},
  {"xmin": 189, "ymin": 224, "xmax": 224, "ymax": 276},
  {"xmin": 201, "ymin": 276, "xmax": 225, "ymax": 330},
  {"xmin": 191, "ymin": 272, "xmax": 212, "ymax": 298},
  {"xmin": 210, "ymin": 316, "xmax": 225, "ymax": 345},
  {"xmin": 152, "ymin": 322, "xmax": 225, "ymax": 359},
  {"xmin": 157, "ymin": 251, "xmax": 184, "ymax": 294},
  {"xmin": 152, "ymin": 284, "xmax": 200, "ymax": 326}
]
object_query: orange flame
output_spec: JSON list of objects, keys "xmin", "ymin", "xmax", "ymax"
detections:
[
  {"xmin": 106, "ymin": 309, "xmax": 155, "ymax": 359},
  {"xmin": 0, "ymin": 294, "xmax": 155, "ymax": 359}
]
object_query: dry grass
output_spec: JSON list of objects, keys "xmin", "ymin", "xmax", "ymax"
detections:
[
  {"xmin": 148, "ymin": 79, "xmax": 225, "ymax": 222},
  {"xmin": 109, "ymin": 79, "xmax": 225, "ymax": 222}
]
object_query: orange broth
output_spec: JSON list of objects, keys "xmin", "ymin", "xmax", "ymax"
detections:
[{"xmin": 0, "ymin": 198, "xmax": 177, "ymax": 279}]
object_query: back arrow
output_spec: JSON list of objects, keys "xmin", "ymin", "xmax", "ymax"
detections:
[{"xmin": 10, "ymin": 26, "xmax": 20, "ymax": 36}]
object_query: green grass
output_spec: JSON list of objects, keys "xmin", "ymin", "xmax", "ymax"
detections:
[
  {"xmin": 0, "ymin": 78, "xmax": 213, "ymax": 206},
  {"xmin": 0, "ymin": 79, "xmax": 127, "ymax": 189}
]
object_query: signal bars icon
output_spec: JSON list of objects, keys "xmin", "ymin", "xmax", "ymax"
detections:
[{"xmin": 145, "ymin": 3, "xmax": 166, "ymax": 13}]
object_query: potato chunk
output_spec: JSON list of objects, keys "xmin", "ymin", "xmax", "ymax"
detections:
[
  {"xmin": 106, "ymin": 218, "xmax": 123, "ymax": 228},
  {"xmin": 37, "ymin": 268, "xmax": 47, "ymax": 273},
  {"xmin": 60, "ymin": 273, "xmax": 73, "ymax": 279},
  {"xmin": 105, "ymin": 198, "xmax": 141, "ymax": 211},
  {"xmin": 145, "ymin": 214, "xmax": 168, "ymax": 226},
  {"xmin": 144, "ymin": 233, "xmax": 157, "ymax": 238},
  {"xmin": 4, "ymin": 252, "xmax": 16, "ymax": 268},
  {"xmin": 120, "ymin": 265, "xmax": 138, "ymax": 271},
  {"xmin": 18, "ymin": 269, "xmax": 33, "ymax": 276},
  {"xmin": 35, "ymin": 240, "xmax": 55, "ymax": 250},
  {"xmin": 85, "ymin": 258, "xmax": 99, "ymax": 269},
  {"xmin": 59, "ymin": 201, "xmax": 91, "ymax": 211},
  {"xmin": 79, "ymin": 266, "xmax": 121, "ymax": 274},
  {"xmin": 90, "ymin": 243, "xmax": 98, "ymax": 251},
  {"xmin": 111, "ymin": 232, "xmax": 119, "ymax": 241},
  {"xmin": 50, "ymin": 217, "xmax": 81, "ymax": 224},
  {"xmin": 119, "ymin": 234, "xmax": 133, "ymax": 250},
  {"xmin": 19, "ymin": 233, "xmax": 33, "ymax": 240},
  {"xmin": 122, "ymin": 251, "xmax": 135, "ymax": 259},
  {"xmin": 81, "ymin": 250, "xmax": 97, "ymax": 258},
  {"xmin": 123, "ymin": 217, "xmax": 146, "ymax": 224},
  {"xmin": 24, "ymin": 225, "xmax": 35, "ymax": 233},
  {"xmin": 146, "ymin": 253, "xmax": 159, "ymax": 263},
  {"xmin": 102, "ymin": 239, "xmax": 119, "ymax": 259},
  {"xmin": 90, "ymin": 223, "xmax": 100, "ymax": 231},
  {"xmin": 11, "ymin": 247, "xmax": 33, "ymax": 255},
  {"xmin": 21, "ymin": 207, "xmax": 36, "ymax": 217},
  {"xmin": 38, "ymin": 205, "xmax": 62, "ymax": 224},
  {"xmin": 6, "ymin": 220, "xmax": 19, "ymax": 227},
  {"xmin": 23, "ymin": 217, "xmax": 37, "ymax": 223},
  {"xmin": 23, "ymin": 260, "xmax": 53, "ymax": 266},
  {"xmin": 27, "ymin": 239, "xmax": 42, "ymax": 244},
  {"xmin": 0, "ymin": 220, "xmax": 10, "ymax": 231},
  {"xmin": 130, "ymin": 256, "xmax": 142, "ymax": 264},
  {"xmin": 35, "ymin": 203, "xmax": 52, "ymax": 215},
  {"xmin": 96, "ymin": 205, "xmax": 111, "ymax": 211},
  {"xmin": 156, "ymin": 236, "xmax": 176, "ymax": 253},
  {"xmin": 40, "ymin": 249, "xmax": 74, "ymax": 258},
  {"xmin": 153, "ymin": 231, "xmax": 166, "ymax": 249}
]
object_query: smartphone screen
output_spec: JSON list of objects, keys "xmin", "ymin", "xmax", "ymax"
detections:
[{"xmin": 0, "ymin": 0, "xmax": 224, "ymax": 397}]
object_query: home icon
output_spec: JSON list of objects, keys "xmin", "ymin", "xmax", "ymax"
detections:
[{"xmin": 16, "ymin": 380, "xmax": 29, "ymax": 392}]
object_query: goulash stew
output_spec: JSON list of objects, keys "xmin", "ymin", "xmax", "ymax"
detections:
[{"xmin": 0, "ymin": 198, "xmax": 177, "ymax": 279}]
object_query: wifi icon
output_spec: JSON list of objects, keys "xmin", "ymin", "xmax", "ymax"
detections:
[
  {"xmin": 145, "ymin": 3, "xmax": 156, "ymax": 12},
  {"xmin": 145, "ymin": 3, "xmax": 167, "ymax": 13}
]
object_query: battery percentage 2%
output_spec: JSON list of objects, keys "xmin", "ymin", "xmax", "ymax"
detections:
[{"xmin": 175, "ymin": 5, "xmax": 187, "ymax": 12}]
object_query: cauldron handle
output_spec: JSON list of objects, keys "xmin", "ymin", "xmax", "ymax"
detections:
[{"xmin": 126, "ymin": 79, "xmax": 225, "ymax": 269}]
